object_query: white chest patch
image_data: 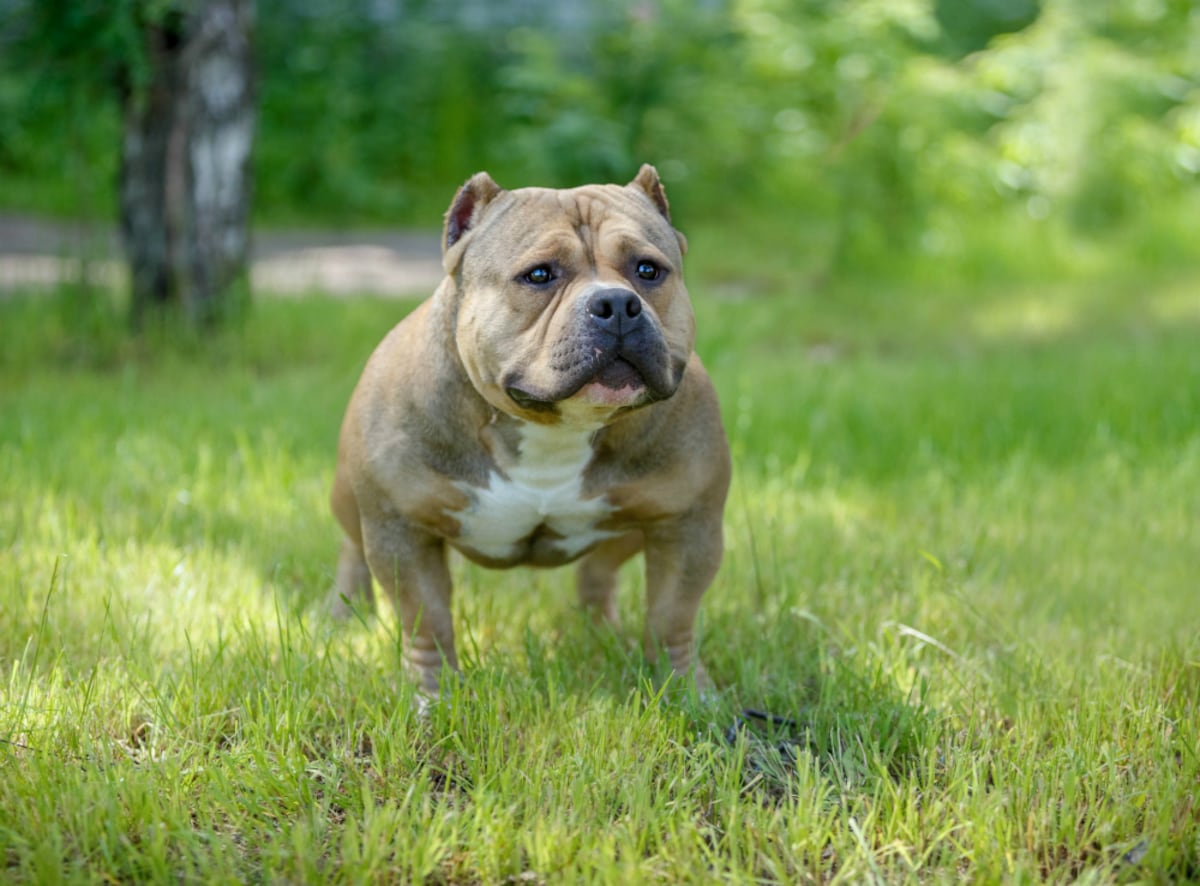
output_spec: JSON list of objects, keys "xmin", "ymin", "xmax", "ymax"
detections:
[{"xmin": 450, "ymin": 422, "xmax": 617, "ymax": 561}]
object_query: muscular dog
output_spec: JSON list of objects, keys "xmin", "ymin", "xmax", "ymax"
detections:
[{"xmin": 330, "ymin": 165, "xmax": 730, "ymax": 697}]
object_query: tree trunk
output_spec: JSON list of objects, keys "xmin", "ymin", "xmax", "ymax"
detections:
[
  {"xmin": 120, "ymin": 1, "xmax": 255, "ymax": 330},
  {"xmin": 119, "ymin": 19, "xmax": 179, "ymax": 325}
]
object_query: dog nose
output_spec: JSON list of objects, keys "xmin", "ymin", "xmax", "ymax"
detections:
[{"xmin": 587, "ymin": 288, "xmax": 642, "ymax": 333}]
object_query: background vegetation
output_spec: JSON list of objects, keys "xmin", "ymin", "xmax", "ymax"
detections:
[{"xmin": 2, "ymin": 0, "xmax": 1198, "ymax": 282}]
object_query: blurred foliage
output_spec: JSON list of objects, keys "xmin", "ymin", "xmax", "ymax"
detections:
[
  {"xmin": 1, "ymin": 0, "xmax": 1197, "ymax": 281},
  {"xmin": 934, "ymin": 0, "xmax": 1043, "ymax": 56}
]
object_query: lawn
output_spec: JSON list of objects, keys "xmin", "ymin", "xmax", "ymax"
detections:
[{"xmin": 1, "ymin": 261, "xmax": 1198, "ymax": 882}]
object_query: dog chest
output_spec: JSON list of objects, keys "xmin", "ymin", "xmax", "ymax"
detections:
[{"xmin": 448, "ymin": 423, "xmax": 617, "ymax": 563}]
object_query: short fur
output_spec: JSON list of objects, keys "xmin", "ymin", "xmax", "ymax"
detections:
[{"xmin": 330, "ymin": 165, "xmax": 731, "ymax": 696}]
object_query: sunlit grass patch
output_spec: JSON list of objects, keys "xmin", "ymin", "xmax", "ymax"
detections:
[{"xmin": 2, "ymin": 281, "xmax": 1198, "ymax": 882}]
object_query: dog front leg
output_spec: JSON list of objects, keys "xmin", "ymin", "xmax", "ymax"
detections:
[
  {"xmin": 642, "ymin": 512, "xmax": 723, "ymax": 691},
  {"xmin": 576, "ymin": 530, "xmax": 644, "ymax": 627},
  {"xmin": 329, "ymin": 535, "xmax": 376, "ymax": 618},
  {"xmin": 363, "ymin": 522, "xmax": 456, "ymax": 698}
]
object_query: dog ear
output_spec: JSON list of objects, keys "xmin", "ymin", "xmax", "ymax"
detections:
[
  {"xmin": 628, "ymin": 164, "xmax": 671, "ymax": 221},
  {"xmin": 628, "ymin": 163, "xmax": 687, "ymax": 255},
  {"xmin": 443, "ymin": 172, "xmax": 503, "ymax": 269}
]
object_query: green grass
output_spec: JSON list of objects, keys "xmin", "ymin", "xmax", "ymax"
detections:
[{"xmin": 2, "ymin": 268, "xmax": 1199, "ymax": 883}]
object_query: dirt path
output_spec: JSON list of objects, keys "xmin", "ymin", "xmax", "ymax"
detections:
[{"xmin": 0, "ymin": 214, "xmax": 444, "ymax": 297}]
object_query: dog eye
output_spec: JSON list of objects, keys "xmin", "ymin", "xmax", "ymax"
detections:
[
  {"xmin": 523, "ymin": 265, "xmax": 555, "ymax": 286},
  {"xmin": 635, "ymin": 260, "xmax": 661, "ymax": 281}
]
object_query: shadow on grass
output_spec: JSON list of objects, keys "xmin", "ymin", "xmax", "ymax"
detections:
[{"xmin": 459, "ymin": 589, "xmax": 941, "ymax": 808}]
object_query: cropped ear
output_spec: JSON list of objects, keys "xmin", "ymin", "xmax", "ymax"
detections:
[
  {"xmin": 628, "ymin": 163, "xmax": 671, "ymax": 221},
  {"xmin": 628, "ymin": 163, "xmax": 687, "ymax": 255},
  {"xmin": 443, "ymin": 172, "xmax": 503, "ymax": 271}
]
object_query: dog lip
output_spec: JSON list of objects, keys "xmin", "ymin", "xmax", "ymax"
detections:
[
  {"xmin": 504, "ymin": 346, "xmax": 672, "ymax": 409},
  {"xmin": 504, "ymin": 385, "xmax": 558, "ymax": 412},
  {"xmin": 591, "ymin": 356, "xmax": 644, "ymax": 390}
]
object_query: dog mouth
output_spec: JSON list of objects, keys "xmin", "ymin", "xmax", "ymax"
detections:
[
  {"xmin": 505, "ymin": 355, "xmax": 653, "ymax": 412},
  {"xmin": 572, "ymin": 357, "xmax": 649, "ymax": 408},
  {"xmin": 592, "ymin": 357, "xmax": 644, "ymax": 390}
]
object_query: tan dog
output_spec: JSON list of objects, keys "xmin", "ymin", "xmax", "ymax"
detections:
[{"xmin": 329, "ymin": 165, "xmax": 730, "ymax": 698}]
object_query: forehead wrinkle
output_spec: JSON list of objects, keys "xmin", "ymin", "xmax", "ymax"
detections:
[
  {"xmin": 479, "ymin": 184, "xmax": 671, "ymax": 268},
  {"xmin": 597, "ymin": 228, "xmax": 673, "ymax": 267},
  {"xmin": 518, "ymin": 230, "xmax": 585, "ymax": 264},
  {"xmin": 573, "ymin": 190, "xmax": 620, "ymax": 230},
  {"xmin": 555, "ymin": 190, "xmax": 584, "ymax": 225}
]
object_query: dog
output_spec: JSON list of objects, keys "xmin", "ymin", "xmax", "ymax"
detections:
[{"xmin": 329, "ymin": 165, "xmax": 730, "ymax": 698}]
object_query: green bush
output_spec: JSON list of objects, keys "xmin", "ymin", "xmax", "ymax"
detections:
[{"xmin": 1, "ymin": 0, "xmax": 1196, "ymax": 282}]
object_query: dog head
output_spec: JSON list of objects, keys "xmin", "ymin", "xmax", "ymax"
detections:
[{"xmin": 441, "ymin": 165, "xmax": 694, "ymax": 427}]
